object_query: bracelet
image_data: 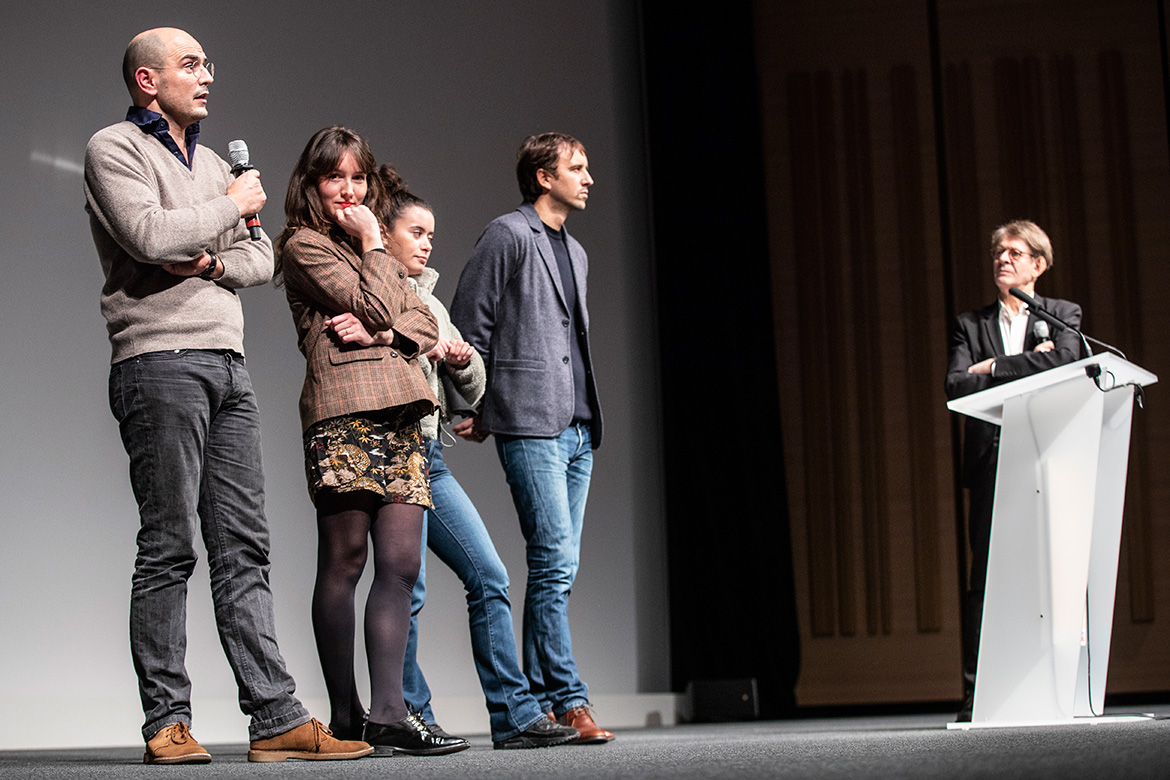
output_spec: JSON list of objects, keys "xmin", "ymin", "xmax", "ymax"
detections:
[{"xmin": 200, "ymin": 251, "xmax": 220, "ymax": 280}]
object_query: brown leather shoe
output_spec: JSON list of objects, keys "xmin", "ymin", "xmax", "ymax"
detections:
[
  {"xmin": 247, "ymin": 718, "xmax": 373, "ymax": 762},
  {"xmin": 557, "ymin": 706, "xmax": 615, "ymax": 744},
  {"xmin": 144, "ymin": 722, "xmax": 211, "ymax": 764}
]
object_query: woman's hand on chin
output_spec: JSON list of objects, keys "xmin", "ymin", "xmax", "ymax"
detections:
[{"xmin": 335, "ymin": 205, "xmax": 383, "ymax": 251}]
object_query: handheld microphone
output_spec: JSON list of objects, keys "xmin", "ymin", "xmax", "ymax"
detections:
[
  {"xmin": 228, "ymin": 140, "xmax": 262, "ymax": 241},
  {"xmin": 1033, "ymin": 320, "xmax": 1050, "ymax": 343}
]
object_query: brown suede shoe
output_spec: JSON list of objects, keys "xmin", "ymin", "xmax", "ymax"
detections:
[
  {"xmin": 557, "ymin": 706, "xmax": 615, "ymax": 744},
  {"xmin": 144, "ymin": 722, "xmax": 211, "ymax": 764},
  {"xmin": 247, "ymin": 718, "xmax": 373, "ymax": 762}
]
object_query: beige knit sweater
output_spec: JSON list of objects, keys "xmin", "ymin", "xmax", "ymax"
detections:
[{"xmin": 84, "ymin": 120, "xmax": 274, "ymax": 363}]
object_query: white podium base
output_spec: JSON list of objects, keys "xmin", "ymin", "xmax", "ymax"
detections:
[
  {"xmin": 946, "ymin": 713, "xmax": 1154, "ymax": 730},
  {"xmin": 946, "ymin": 355, "xmax": 1159, "ymax": 727}
]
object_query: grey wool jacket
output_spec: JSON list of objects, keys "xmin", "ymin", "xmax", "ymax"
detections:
[
  {"xmin": 449, "ymin": 202, "xmax": 602, "ymax": 448},
  {"xmin": 84, "ymin": 120, "xmax": 274, "ymax": 363},
  {"xmin": 409, "ymin": 266, "xmax": 486, "ymax": 441}
]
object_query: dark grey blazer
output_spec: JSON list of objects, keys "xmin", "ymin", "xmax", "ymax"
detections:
[
  {"xmin": 944, "ymin": 294, "xmax": 1083, "ymax": 486},
  {"xmin": 450, "ymin": 202, "xmax": 603, "ymax": 447}
]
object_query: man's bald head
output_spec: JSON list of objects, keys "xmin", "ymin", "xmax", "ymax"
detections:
[
  {"xmin": 123, "ymin": 27, "xmax": 201, "ymax": 101},
  {"xmin": 120, "ymin": 27, "xmax": 211, "ymax": 131},
  {"xmin": 123, "ymin": 29, "xmax": 165, "ymax": 96}
]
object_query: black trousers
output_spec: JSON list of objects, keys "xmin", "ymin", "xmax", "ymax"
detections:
[{"xmin": 962, "ymin": 475, "xmax": 996, "ymax": 694}]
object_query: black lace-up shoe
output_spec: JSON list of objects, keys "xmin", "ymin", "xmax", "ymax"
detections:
[
  {"xmin": 364, "ymin": 712, "xmax": 470, "ymax": 756},
  {"xmin": 426, "ymin": 721, "xmax": 470, "ymax": 749},
  {"xmin": 493, "ymin": 716, "xmax": 579, "ymax": 749}
]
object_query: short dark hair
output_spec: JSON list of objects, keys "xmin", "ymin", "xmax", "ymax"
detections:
[
  {"xmin": 275, "ymin": 126, "xmax": 380, "ymax": 273},
  {"xmin": 516, "ymin": 133, "xmax": 585, "ymax": 203}
]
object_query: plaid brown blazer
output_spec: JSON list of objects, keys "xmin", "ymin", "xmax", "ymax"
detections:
[{"xmin": 281, "ymin": 227, "xmax": 438, "ymax": 431}]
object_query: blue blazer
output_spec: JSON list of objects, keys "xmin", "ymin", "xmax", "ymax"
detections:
[{"xmin": 451, "ymin": 202, "xmax": 603, "ymax": 447}]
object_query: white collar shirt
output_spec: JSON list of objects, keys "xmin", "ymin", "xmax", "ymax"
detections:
[{"xmin": 998, "ymin": 300, "xmax": 1030, "ymax": 357}]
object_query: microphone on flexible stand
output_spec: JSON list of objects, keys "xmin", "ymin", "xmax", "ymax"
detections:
[
  {"xmin": 1009, "ymin": 286, "xmax": 1094, "ymax": 358},
  {"xmin": 1010, "ymin": 289, "xmax": 1140, "ymax": 401},
  {"xmin": 228, "ymin": 140, "xmax": 262, "ymax": 241}
]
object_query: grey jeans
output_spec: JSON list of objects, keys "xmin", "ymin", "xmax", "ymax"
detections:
[{"xmin": 109, "ymin": 349, "xmax": 309, "ymax": 741}]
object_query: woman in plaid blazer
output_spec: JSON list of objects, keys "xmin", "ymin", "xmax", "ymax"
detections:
[{"xmin": 275, "ymin": 127, "xmax": 460, "ymax": 757}]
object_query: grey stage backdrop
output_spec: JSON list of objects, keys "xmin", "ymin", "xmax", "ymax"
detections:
[{"xmin": 0, "ymin": 0, "xmax": 668, "ymax": 749}]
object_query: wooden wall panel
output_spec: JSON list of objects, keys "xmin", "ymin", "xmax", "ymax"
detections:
[
  {"xmin": 1052, "ymin": 55, "xmax": 1092, "ymax": 311},
  {"xmin": 786, "ymin": 70, "xmax": 840, "ymax": 639},
  {"xmin": 1099, "ymin": 49, "xmax": 1157, "ymax": 622},
  {"xmin": 756, "ymin": 0, "xmax": 959, "ymax": 706},
  {"xmin": 943, "ymin": 61, "xmax": 985, "ymax": 306},
  {"xmin": 891, "ymin": 63, "xmax": 946, "ymax": 634},
  {"xmin": 935, "ymin": 0, "xmax": 1170, "ymax": 695},
  {"xmin": 756, "ymin": 0, "xmax": 1170, "ymax": 705},
  {"xmin": 843, "ymin": 69, "xmax": 895, "ymax": 637}
]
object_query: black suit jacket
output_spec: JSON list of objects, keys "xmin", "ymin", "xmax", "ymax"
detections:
[{"xmin": 945, "ymin": 295, "xmax": 1083, "ymax": 487}]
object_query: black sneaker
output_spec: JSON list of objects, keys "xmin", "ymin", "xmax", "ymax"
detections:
[
  {"xmin": 493, "ymin": 717, "xmax": 579, "ymax": 750},
  {"xmin": 364, "ymin": 712, "xmax": 470, "ymax": 756}
]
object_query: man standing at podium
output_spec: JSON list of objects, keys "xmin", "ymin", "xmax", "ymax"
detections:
[{"xmin": 945, "ymin": 219, "xmax": 1083, "ymax": 721}]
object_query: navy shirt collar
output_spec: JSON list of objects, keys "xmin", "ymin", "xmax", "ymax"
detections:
[{"xmin": 125, "ymin": 106, "xmax": 199, "ymax": 170}]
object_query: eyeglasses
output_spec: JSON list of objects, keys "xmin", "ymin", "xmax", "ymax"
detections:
[
  {"xmin": 991, "ymin": 246, "xmax": 1033, "ymax": 262},
  {"xmin": 148, "ymin": 60, "xmax": 214, "ymax": 78}
]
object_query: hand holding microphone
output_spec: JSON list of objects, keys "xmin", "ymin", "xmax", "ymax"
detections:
[{"xmin": 228, "ymin": 140, "xmax": 264, "ymax": 240}]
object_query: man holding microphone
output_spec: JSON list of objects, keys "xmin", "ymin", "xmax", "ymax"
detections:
[{"xmin": 85, "ymin": 27, "xmax": 370, "ymax": 763}]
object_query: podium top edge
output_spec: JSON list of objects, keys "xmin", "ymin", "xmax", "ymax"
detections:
[{"xmin": 946, "ymin": 354, "xmax": 1157, "ymax": 423}]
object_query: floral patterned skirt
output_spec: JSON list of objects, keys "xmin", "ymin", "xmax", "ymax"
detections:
[{"xmin": 303, "ymin": 408, "xmax": 431, "ymax": 508}]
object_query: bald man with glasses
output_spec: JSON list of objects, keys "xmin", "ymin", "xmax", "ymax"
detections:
[{"xmin": 85, "ymin": 27, "xmax": 371, "ymax": 764}]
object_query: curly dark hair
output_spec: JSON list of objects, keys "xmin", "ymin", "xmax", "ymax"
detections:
[{"xmin": 371, "ymin": 164, "xmax": 431, "ymax": 233}]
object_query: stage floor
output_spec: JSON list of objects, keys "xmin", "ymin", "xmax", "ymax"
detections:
[{"xmin": 3, "ymin": 706, "xmax": 1169, "ymax": 779}]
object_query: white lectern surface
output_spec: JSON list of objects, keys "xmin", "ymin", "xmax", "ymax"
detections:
[{"xmin": 947, "ymin": 354, "xmax": 1157, "ymax": 729}]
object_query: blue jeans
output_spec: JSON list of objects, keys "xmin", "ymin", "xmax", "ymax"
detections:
[
  {"xmin": 403, "ymin": 440, "xmax": 546, "ymax": 740},
  {"xmin": 109, "ymin": 350, "xmax": 309, "ymax": 741},
  {"xmin": 495, "ymin": 424, "xmax": 593, "ymax": 714}
]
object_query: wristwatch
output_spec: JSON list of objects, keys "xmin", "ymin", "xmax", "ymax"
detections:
[{"xmin": 200, "ymin": 251, "xmax": 220, "ymax": 280}]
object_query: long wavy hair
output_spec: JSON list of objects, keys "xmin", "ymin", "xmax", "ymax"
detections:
[{"xmin": 274, "ymin": 126, "xmax": 380, "ymax": 278}]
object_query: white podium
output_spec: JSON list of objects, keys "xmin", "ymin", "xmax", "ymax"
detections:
[{"xmin": 946, "ymin": 354, "xmax": 1157, "ymax": 729}]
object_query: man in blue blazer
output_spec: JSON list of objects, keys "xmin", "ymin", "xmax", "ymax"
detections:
[
  {"xmin": 450, "ymin": 133, "xmax": 611, "ymax": 743},
  {"xmin": 945, "ymin": 219, "xmax": 1084, "ymax": 721}
]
